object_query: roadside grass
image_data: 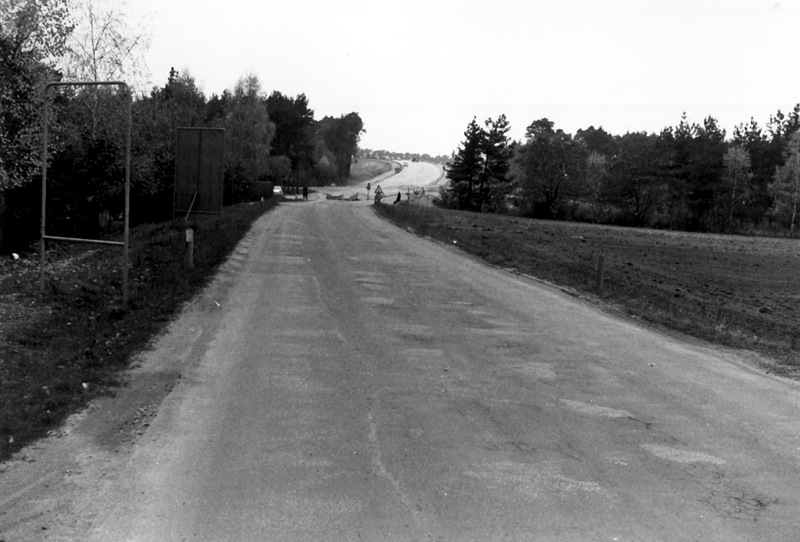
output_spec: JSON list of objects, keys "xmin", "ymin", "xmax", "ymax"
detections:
[
  {"xmin": 348, "ymin": 158, "xmax": 392, "ymax": 183},
  {"xmin": 375, "ymin": 201, "xmax": 800, "ymax": 377},
  {"xmin": 0, "ymin": 200, "xmax": 275, "ymax": 460}
]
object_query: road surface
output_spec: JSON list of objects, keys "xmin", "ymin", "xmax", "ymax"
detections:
[
  {"xmin": 320, "ymin": 160, "xmax": 444, "ymax": 202},
  {"xmin": 2, "ymin": 163, "xmax": 799, "ymax": 541},
  {"xmin": 373, "ymin": 160, "xmax": 444, "ymax": 192}
]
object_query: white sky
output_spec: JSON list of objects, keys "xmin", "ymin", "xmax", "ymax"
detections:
[{"xmin": 133, "ymin": 0, "xmax": 800, "ymax": 157}]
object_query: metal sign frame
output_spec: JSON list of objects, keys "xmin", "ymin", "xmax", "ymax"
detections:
[
  {"xmin": 173, "ymin": 127, "xmax": 225, "ymax": 217},
  {"xmin": 40, "ymin": 81, "xmax": 131, "ymax": 302}
]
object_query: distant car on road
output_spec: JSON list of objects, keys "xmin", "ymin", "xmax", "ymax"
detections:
[{"xmin": 273, "ymin": 185, "xmax": 284, "ymax": 196}]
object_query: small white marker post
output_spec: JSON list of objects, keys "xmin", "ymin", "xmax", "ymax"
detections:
[{"xmin": 185, "ymin": 228, "xmax": 194, "ymax": 269}]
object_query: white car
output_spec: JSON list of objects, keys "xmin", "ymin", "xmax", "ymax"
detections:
[{"xmin": 273, "ymin": 185, "xmax": 284, "ymax": 196}]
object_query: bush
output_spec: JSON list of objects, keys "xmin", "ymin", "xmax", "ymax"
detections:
[
  {"xmin": 313, "ymin": 162, "xmax": 339, "ymax": 186},
  {"xmin": 433, "ymin": 186, "xmax": 457, "ymax": 209},
  {"xmin": 249, "ymin": 181, "xmax": 274, "ymax": 199}
]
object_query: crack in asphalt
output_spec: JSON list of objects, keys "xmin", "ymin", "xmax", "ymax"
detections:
[
  {"xmin": 699, "ymin": 490, "xmax": 777, "ymax": 522},
  {"xmin": 626, "ymin": 416, "xmax": 655, "ymax": 430},
  {"xmin": 687, "ymin": 463, "xmax": 776, "ymax": 523},
  {"xmin": 507, "ymin": 441, "xmax": 537, "ymax": 454},
  {"xmin": 556, "ymin": 441, "xmax": 584, "ymax": 462}
]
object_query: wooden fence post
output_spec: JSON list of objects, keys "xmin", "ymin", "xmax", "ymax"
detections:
[{"xmin": 596, "ymin": 253, "xmax": 605, "ymax": 292}]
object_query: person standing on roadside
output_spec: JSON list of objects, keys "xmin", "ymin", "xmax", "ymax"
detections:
[
  {"xmin": 302, "ymin": 185, "xmax": 308, "ymax": 201},
  {"xmin": 367, "ymin": 182, "xmax": 371, "ymax": 199}
]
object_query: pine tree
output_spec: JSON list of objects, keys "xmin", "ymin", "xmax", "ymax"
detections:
[
  {"xmin": 480, "ymin": 114, "xmax": 513, "ymax": 211},
  {"xmin": 446, "ymin": 117, "xmax": 485, "ymax": 210},
  {"xmin": 446, "ymin": 115, "xmax": 512, "ymax": 211}
]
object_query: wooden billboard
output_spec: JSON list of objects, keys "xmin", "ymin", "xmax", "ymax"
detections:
[{"xmin": 173, "ymin": 128, "xmax": 224, "ymax": 216}]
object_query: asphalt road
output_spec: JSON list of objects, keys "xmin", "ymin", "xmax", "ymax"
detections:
[{"xmin": 3, "ymin": 165, "xmax": 799, "ymax": 541}]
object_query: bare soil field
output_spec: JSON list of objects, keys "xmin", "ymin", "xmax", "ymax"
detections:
[{"xmin": 375, "ymin": 202, "xmax": 800, "ymax": 378}]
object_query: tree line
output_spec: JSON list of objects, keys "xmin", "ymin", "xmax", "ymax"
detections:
[
  {"xmin": 360, "ymin": 149, "xmax": 450, "ymax": 165},
  {"xmin": 0, "ymin": 0, "xmax": 364, "ymax": 251},
  {"xmin": 444, "ymin": 110, "xmax": 800, "ymax": 236}
]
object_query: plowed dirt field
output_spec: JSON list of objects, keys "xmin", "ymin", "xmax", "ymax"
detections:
[{"xmin": 376, "ymin": 202, "xmax": 800, "ymax": 378}]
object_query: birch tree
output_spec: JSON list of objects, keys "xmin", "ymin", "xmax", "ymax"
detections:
[
  {"xmin": 61, "ymin": 0, "xmax": 150, "ymax": 86},
  {"xmin": 215, "ymin": 74, "xmax": 275, "ymax": 201},
  {"xmin": 722, "ymin": 145, "xmax": 752, "ymax": 228},
  {"xmin": 769, "ymin": 131, "xmax": 800, "ymax": 235},
  {"xmin": 59, "ymin": 0, "xmax": 151, "ymax": 136}
]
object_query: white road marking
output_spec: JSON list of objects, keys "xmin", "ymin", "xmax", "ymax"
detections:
[
  {"xmin": 642, "ymin": 444, "xmax": 726, "ymax": 465},
  {"xmin": 464, "ymin": 460, "xmax": 613, "ymax": 499},
  {"xmin": 560, "ymin": 399, "xmax": 634, "ymax": 418},
  {"xmin": 366, "ymin": 410, "xmax": 423, "ymax": 527},
  {"xmin": 362, "ymin": 297, "xmax": 395, "ymax": 306}
]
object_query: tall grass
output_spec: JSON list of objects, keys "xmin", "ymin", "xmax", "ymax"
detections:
[{"xmin": 1, "ymin": 201, "xmax": 274, "ymax": 459}]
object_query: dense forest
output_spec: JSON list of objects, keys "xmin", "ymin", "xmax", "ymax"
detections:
[
  {"xmin": 444, "ymin": 110, "xmax": 800, "ymax": 236},
  {"xmin": 0, "ymin": 0, "xmax": 364, "ymax": 252}
]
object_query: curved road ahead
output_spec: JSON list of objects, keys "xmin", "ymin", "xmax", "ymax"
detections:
[
  {"xmin": 3, "ymin": 164, "xmax": 800, "ymax": 541},
  {"xmin": 322, "ymin": 160, "xmax": 444, "ymax": 202},
  {"xmin": 373, "ymin": 160, "xmax": 444, "ymax": 192}
]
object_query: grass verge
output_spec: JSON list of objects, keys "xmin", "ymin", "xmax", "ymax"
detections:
[
  {"xmin": 348, "ymin": 158, "xmax": 393, "ymax": 183},
  {"xmin": 374, "ymin": 201, "xmax": 800, "ymax": 378},
  {"xmin": 0, "ymin": 200, "xmax": 275, "ymax": 460}
]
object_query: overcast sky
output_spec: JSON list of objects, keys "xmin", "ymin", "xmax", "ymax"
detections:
[{"xmin": 133, "ymin": 0, "xmax": 799, "ymax": 157}]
